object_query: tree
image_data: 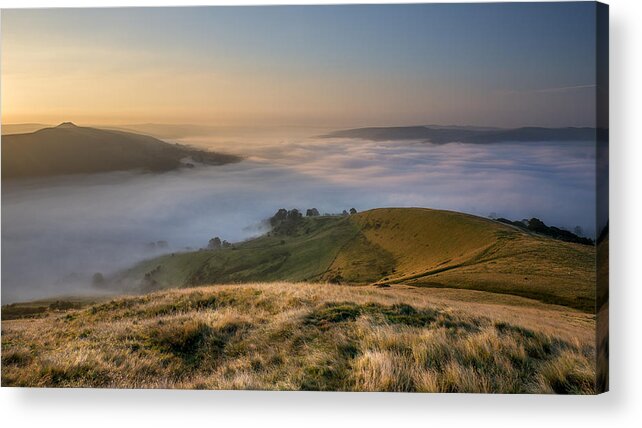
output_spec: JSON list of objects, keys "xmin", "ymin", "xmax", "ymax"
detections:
[
  {"xmin": 222, "ymin": 240, "xmax": 232, "ymax": 248},
  {"xmin": 270, "ymin": 208, "xmax": 288, "ymax": 226},
  {"xmin": 287, "ymin": 208, "xmax": 302, "ymax": 221},
  {"xmin": 349, "ymin": 208, "xmax": 357, "ymax": 215},
  {"xmin": 270, "ymin": 208, "xmax": 304, "ymax": 236},
  {"xmin": 208, "ymin": 237, "xmax": 222, "ymax": 250},
  {"xmin": 342, "ymin": 210, "xmax": 349, "ymax": 216},
  {"xmin": 92, "ymin": 272, "xmax": 105, "ymax": 286},
  {"xmin": 306, "ymin": 208, "xmax": 320, "ymax": 217},
  {"xmin": 526, "ymin": 218, "xmax": 547, "ymax": 233}
]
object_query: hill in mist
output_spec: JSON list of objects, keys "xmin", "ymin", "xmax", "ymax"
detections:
[
  {"xmin": 1, "ymin": 123, "xmax": 241, "ymax": 179},
  {"xmin": 322, "ymin": 125, "xmax": 596, "ymax": 144},
  {"xmin": 114, "ymin": 208, "xmax": 595, "ymax": 312}
]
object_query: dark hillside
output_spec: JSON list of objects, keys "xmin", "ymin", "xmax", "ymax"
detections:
[{"xmin": 2, "ymin": 123, "xmax": 240, "ymax": 179}]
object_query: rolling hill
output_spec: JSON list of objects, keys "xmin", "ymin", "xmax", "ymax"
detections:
[
  {"xmin": 114, "ymin": 208, "xmax": 596, "ymax": 312},
  {"xmin": 1, "ymin": 122, "xmax": 241, "ymax": 179}
]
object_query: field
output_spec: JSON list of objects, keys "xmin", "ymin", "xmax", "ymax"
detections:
[{"xmin": 1, "ymin": 282, "xmax": 595, "ymax": 393}]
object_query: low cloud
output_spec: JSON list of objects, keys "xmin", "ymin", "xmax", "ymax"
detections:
[{"xmin": 2, "ymin": 136, "xmax": 596, "ymax": 302}]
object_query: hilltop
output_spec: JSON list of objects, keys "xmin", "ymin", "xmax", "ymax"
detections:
[
  {"xmin": 1, "ymin": 123, "xmax": 241, "ymax": 179},
  {"xmin": 114, "ymin": 208, "xmax": 596, "ymax": 312}
]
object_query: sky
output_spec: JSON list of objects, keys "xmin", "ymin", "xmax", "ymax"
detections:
[{"xmin": 1, "ymin": 3, "xmax": 597, "ymax": 127}]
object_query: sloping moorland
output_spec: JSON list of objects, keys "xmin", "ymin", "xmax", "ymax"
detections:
[
  {"xmin": 116, "ymin": 208, "xmax": 595, "ymax": 312},
  {"xmin": 1, "ymin": 208, "xmax": 597, "ymax": 392}
]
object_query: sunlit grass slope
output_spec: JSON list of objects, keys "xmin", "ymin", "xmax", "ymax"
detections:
[
  {"xmin": 1, "ymin": 282, "xmax": 596, "ymax": 393},
  {"xmin": 351, "ymin": 208, "xmax": 596, "ymax": 312},
  {"xmin": 115, "ymin": 216, "xmax": 366, "ymax": 290},
  {"xmin": 117, "ymin": 208, "xmax": 595, "ymax": 312}
]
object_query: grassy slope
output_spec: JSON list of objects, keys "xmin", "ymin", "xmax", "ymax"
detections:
[
  {"xmin": 117, "ymin": 208, "xmax": 595, "ymax": 312},
  {"xmin": 1, "ymin": 282, "xmax": 596, "ymax": 393},
  {"xmin": 352, "ymin": 208, "xmax": 596, "ymax": 312},
  {"xmin": 115, "ymin": 216, "xmax": 367, "ymax": 290}
]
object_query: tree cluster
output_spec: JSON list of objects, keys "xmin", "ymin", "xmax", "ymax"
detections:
[
  {"xmin": 208, "ymin": 236, "xmax": 232, "ymax": 250},
  {"xmin": 342, "ymin": 208, "xmax": 358, "ymax": 216},
  {"xmin": 268, "ymin": 207, "xmax": 358, "ymax": 235},
  {"xmin": 495, "ymin": 217, "xmax": 594, "ymax": 245},
  {"xmin": 269, "ymin": 208, "xmax": 304, "ymax": 235}
]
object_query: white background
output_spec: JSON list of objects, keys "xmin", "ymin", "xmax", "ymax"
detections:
[{"xmin": 0, "ymin": 0, "xmax": 639, "ymax": 427}]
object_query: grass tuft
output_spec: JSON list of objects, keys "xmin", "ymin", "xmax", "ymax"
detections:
[{"xmin": 1, "ymin": 282, "xmax": 596, "ymax": 392}]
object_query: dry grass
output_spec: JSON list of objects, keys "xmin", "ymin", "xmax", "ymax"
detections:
[
  {"xmin": 1, "ymin": 282, "xmax": 595, "ymax": 393},
  {"xmin": 351, "ymin": 208, "xmax": 596, "ymax": 312}
]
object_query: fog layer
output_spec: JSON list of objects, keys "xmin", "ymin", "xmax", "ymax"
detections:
[{"xmin": 2, "ymin": 136, "xmax": 595, "ymax": 303}]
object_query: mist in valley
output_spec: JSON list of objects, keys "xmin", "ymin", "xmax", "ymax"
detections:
[{"xmin": 1, "ymin": 131, "xmax": 596, "ymax": 303}]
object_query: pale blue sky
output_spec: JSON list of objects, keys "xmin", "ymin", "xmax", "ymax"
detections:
[{"xmin": 2, "ymin": 3, "xmax": 598, "ymax": 126}]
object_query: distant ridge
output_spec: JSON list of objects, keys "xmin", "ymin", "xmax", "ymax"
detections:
[
  {"xmin": 2, "ymin": 123, "xmax": 241, "ymax": 179},
  {"xmin": 321, "ymin": 125, "xmax": 597, "ymax": 144},
  {"xmin": 56, "ymin": 122, "xmax": 78, "ymax": 129},
  {"xmin": 1, "ymin": 123, "xmax": 51, "ymax": 135}
]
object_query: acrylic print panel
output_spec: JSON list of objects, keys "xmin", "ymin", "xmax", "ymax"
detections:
[{"xmin": 0, "ymin": 2, "xmax": 608, "ymax": 394}]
